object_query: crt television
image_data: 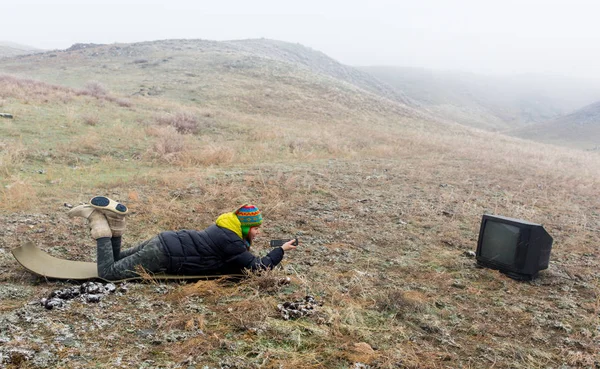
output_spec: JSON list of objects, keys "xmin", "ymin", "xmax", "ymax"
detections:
[{"xmin": 476, "ymin": 214, "xmax": 553, "ymax": 280}]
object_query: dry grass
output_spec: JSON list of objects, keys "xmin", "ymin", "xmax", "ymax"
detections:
[
  {"xmin": 0, "ymin": 68, "xmax": 599, "ymax": 369},
  {"xmin": 0, "ymin": 178, "xmax": 39, "ymax": 212},
  {"xmin": 154, "ymin": 110, "xmax": 212, "ymax": 134}
]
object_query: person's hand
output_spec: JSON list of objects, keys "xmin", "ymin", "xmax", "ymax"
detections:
[{"xmin": 281, "ymin": 239, "xmax": 298, "ymax": 251}]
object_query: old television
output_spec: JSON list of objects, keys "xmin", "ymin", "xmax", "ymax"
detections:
[{"xmin": 476, "ymin": 214, "xmax": 553, "ymax": 280}]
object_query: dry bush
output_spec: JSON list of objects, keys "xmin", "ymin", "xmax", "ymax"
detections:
[
  {"xmin": 146, "ymin": 125, "xmax": 186, "ymax": 163},
  {"xmin": 108, "ymin": 97, "xmax": 132, "ymax": 107},
  {"xmin": 0, "ymin": 179, "xmax": 38, "ymax": 212},
  {"xmin": 155, "ymin": 111, "xmax": 201, "ymax": 134},
  {"xmin": 81, "ymin": 81, "xmax": 109, "ymax": 98},
  {"xmin": 0, "ymin": 141, "xmax": 27, "ymax": 176},
  {"xmin": 0, "ymin": 74, "xmax": 76, "ymax": 103},
  {"xmin": 82, "ymin": 114, "xmax": 100, "ymax": 126}
]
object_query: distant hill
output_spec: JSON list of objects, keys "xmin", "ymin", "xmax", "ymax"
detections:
[
  {"xmin": 0, "ymin": 41, "xmax": 41, "ymax": 58},
  {"xmin": 227, "ymin": 39, "xmax": 414, "ymax": 106},
  {"xmin": 359, "ymin": 66, "xmax": 600, "ymax": 132},
  {"xmin": 0, "ymin": 39, "xmax": 428, "ymax": 125},
  {"xmin": 509, "ymin": 100, "xmax": 600, "ymax": 150}
]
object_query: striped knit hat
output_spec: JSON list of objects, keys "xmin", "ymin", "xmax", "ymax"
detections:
[{"xmin": 235, "ymin": 204, "xmax": 263, "ymax": 238}]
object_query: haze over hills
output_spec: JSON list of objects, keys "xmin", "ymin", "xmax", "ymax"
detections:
[
  {"xmin": 509, "ymin": 100, "xmax": 600, "ymax": 149},
  {"xmin": 0, "ymin": 39, "xmax": 426, "ymax": 124},
  {"xmin": 360, "ymin": 66, "xmax": 600, "ymax": 132},
  {"xmin": 0, "ymin": 41, "xmax": 42, "ymax": 58},
  {"xmin": 1, "ymin": 38, "xmax": 599, "ymax": 149}
]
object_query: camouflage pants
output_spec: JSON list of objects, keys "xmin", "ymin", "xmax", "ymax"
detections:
[{"xmin": 96, "ymin": 236, "xmax": 169, "ymax": 280}]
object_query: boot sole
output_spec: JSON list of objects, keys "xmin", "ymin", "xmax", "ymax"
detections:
[{"xmin": 90, "ymin": 196, "xmax": 128, "ymax": 214}]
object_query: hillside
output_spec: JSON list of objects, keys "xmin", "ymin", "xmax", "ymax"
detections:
[
  {"xmin": 0, "ymin": 39, "xmax": 599, "ymax": 368},
  {"xmin": 0, "ymin": 41, "xmax": 41, "ymax": 58},
  {"xmin": 510, "ymin": 100, "xmax": 600, "ymax": 150},
  {"xmin": 360, "ymin": 66, "xmax": 600, "ymax": 133},
  {"xmin": 0, "ymin": 39, "xmax": 423, "ymax": 124}
]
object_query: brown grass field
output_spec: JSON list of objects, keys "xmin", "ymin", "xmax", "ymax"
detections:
[{"xmin": 0, "ymin": 45, "xmax": 599, "ymax": 369}]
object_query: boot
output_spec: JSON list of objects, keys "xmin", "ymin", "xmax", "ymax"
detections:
[
  {"xmin": 68, "ymin": 205, "xmax": 112, "ymax": 239},
  {"xmin": 89, "ymin": 196, "xmax": 128, "ymax": 237},
  {"xmin": 103, "ymin": 212, "xmax": 126, "ymax": 237},
  {"xmin": 89, "ymin": 196, "xmax": 128, "ymax": 214}
]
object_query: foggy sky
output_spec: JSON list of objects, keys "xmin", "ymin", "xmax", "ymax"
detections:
[{"xmin": 3, "ymin": 0, "xmax": 600, "ymax": 80}]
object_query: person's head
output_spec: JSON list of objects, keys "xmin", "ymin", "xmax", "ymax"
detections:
[{"xmin": 235, "ymin": 204, "xmax": 263, "ymax": 242}]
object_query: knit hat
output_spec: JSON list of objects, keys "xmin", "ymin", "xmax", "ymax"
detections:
[{"xmin": 235, "ymin": 204, "xmax": 263, "ymax": 238}]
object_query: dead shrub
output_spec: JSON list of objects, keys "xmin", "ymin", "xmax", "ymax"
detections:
[
  {"xmin": 82, "ymin": 114, "xmax": 100, "ymax": 126},
  {"xmin": 104, "ymin": 96, "xmax": 132, "ymax": 107},
  {"xmin": 155, "ymin": 111, "xmax": 200, "ymax": 134},
  {"xmin": 115, "ymin": 98, "xmax": 132, "ymax": 107},
  {"xmin": 82, "ymin": 81, "xmax": 109, "ymax": 98},
  {"xmin": 0, "ymin": 74, "xmax": 76, "ymax": 103},
  {"xmin": 147, "ymin": 125, "xmax": 186, "ymax": 163},
  {"xmin": 0, "ymin": 141, "xmax": 27, "ymax": 176},
  {"xmin": 0, "ymin": 180, "xmax": 38, "ymax": 212}
]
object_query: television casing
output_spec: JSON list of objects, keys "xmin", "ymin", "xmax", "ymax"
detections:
[{"xmin": 476, "ymin": 214, "xmax": 553, "ymax": 280}]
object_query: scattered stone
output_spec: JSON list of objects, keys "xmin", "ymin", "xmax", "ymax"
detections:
[
  {"xmin": 81, "ymin": 281, "xmax": 104, "ymax": 294},
  {"xmin": 452, "ymin": 280, "xmax": 466, "ymax": 289},
  {"xmin": 50, "ymin": 286, "xmax": 80, "ymax": 299},
  {"xmin": 85, "ymin": 294, "xmax": 102, "ymax": 303},
  {"xmin": 277, "ymin": 295, "xmax": 322, "ymax": 320},
  {"xmin": 137, "ymin": 329, "xmax": 156, "ymax": 338},
  {"xmin": 40, "ymin": 281, "xmax": 122, "ymax": 309},
  {"xmin": 41, "ymin": 297, "xmax": 64, "ymax": 310},
  {"xmin": 463, "ymin": 251, "xmax": 476, "ymax": 258}
]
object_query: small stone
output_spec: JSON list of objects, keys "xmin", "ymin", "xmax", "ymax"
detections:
[
  {"xmin": 44, "ymin": 298, "xmax": 63, "ymax": 310},
  {"xmin": 86, "ymin": 294, "xmax": 102, "ymax": 303},
  {"xmin": 463, "ymin": 251, "xmax": 476, "ymax": 258}
]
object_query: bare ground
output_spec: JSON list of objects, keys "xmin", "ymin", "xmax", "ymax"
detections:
[{"xmin": 1, "ymin": 158, "xmax": 598, "ymax": 369}]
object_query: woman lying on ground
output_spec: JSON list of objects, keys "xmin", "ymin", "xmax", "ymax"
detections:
[{"xmin": 68, "ymin": 197, "xmax": 297, "ymax": 280}]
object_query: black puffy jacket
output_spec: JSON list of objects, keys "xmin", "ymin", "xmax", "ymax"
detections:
[{"xmin": 158, "ymin": 224, "xmax": 284, "ymax": 275}]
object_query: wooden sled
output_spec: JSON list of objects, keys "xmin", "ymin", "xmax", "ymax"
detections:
[{"xmin": 12, "ymin": 241, "xmax": 242, "ymax": 282}]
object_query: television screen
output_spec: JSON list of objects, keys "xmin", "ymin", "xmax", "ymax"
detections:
[{"xmin": 476, "ymin": 215, "xmax": 553, "ymax": 280}]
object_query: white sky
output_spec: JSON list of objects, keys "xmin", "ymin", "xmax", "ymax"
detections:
[{"xmin": 3, "ymin": 0, "xmax": 600, "ymax": 79}]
